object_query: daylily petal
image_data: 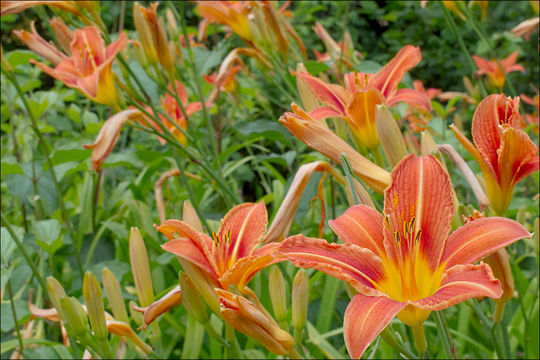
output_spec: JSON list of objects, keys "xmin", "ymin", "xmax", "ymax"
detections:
[
  {"xmin": 132, "ymin": 285, "xmax": 182, "ymax": 330},
  {"xmin": 344, "ymin": 294, "xmax": 407, "ymax": 359},
  {"xmin": 13, "ymin": 21, "xmax": 68, "ymax": 66},
  {"xmin": 279, "ymin": 234, "xmax": 386, "ymax": 296},
  {"xmin": 220, "ymin": 243, "xmax": 285, "ymax": 291},
  {"xmin": 219, "ymin": 202, "xmax": 268, "ymax": 261},
  {"xmin": 308, "ymin": 106, "xmax": 343, "ymax": 120},
  {"xmin": 441, "ymin": 217, "xmax": 530, "ymax": 268},
  {"xmin": 295, "ymin": 72, "xmax": 347, "ymax": 114},
  {"xmin": 383, "ymin": 155, "xmax": 454, "ymax": 270},
  {"xmin": 329, "ymin": 205, "xmax": 386, "ymax": 256},
  {"xmin": 414, "ymin": 263, "xmax": 502, "ymax": 310},
  {"xmin": 155, "ymin": 219, "xmax": 216, "ymax": 271},
  {"xmin": 500, "ymin": 52, "xmax": 524, "ymax": 73},
  {"xmin": 161, "ymin": 238, "xmax": 217, "ymax": 279},
  {"xmin": 369, "ymin": 45, "xmax": 422, "ymax": 99},
  {"xmin": 387, "ymin": 88, "xmax": 431, "ymax": 111},
  {"xmin": 473, "ymin": 54, "xmax": 497, "ymax": 75},
  {"xmin": 279, "ymin": 104, "xmax": 391, "ymax": 193}
]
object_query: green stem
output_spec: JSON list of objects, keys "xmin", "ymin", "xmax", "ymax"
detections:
[
  {"xmin": 1, "ymin": 212, "xmax": 47, "ymax": 293},
  {"xmin": 8, "ymin": 281, "xmax": 24, "ymax": 358},
  {"xmin": 339, "ymin": 153, "xmax": 360, "ymax": 206},
  {"xmin": 224, "ymin": 323, "xmax": 243, "ymax": 359},
  {"xmin": 438, "ymin": 2, "xmax": 488, "ymax": 98},
  {"xmin": 380, "ymin": 327, "xmax": 417, "ymax": 359},
  {"xmin": 412, "ymin": 325, "xmax": 427, "ymax": 355},
  {"xmin": 434, "ymin": 310, "xmax": 455, "ymax": 359}
]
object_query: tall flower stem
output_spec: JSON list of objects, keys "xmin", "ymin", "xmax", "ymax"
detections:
[
  {"xmin": 438, "ymin": 2, "xmax": 488, "ymax": 98},
  {"xmin": 412, "ymin": 325, "xmax": 427, "ymax": 356},
  {"xmin": 1, "ymin": 68, "xmax": 84, "ymax": 277},
  {"xmin": 7, "ymin": 280, "xmax": 24, "ymax": 358},
  {"xmin": 224, "ymin": 323, "xmax": 243, "ymax": 359}
]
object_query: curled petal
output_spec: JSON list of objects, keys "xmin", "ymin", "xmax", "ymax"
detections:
[
  {"xmin": 83, "ymin": 109, "xmax": 142, "ymax": 170},
  {"xmin": 279, "ymin": 234, "xmax": 386, "ymax": 295},
  {"xmin": 155, "ymin": 220, "xmax": 214, "ymax": 260},
  {"xmin": 387, "ymin": 88, "xmax": 431, "ymax": 111},
  {"xmin": 344, "ymin": 294, "xmax": 407, "ymax": 359},
  {"xmin": 13, "ymin": 21, "xmax": 67, "ymax": 66},
  {"xmin": 441, "ymin": 217, "xmax": 530, "ymax": 268},
  {"xmin": 220, "ymin": 243, "xmax": 285, "ymax": 291},
  {"xmin": 329, "ymin": 205, "xmax": 385, "ymax": 256},
  {"xmin": 132, "ymin": 286, "xmax": 182, "ymax": 330},
  {"xmin": 369, "ymin": 45, "xmax": 422, "ymax": 99},
  {"xmin": 414, "ymin": 263, "xmax": 502, "ymax": 311},
  {"xmin": 295, "ymin": 72, "xmax": 346, "ymax": 114}
]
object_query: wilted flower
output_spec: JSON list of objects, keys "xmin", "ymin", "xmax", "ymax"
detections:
[{"xmin": 279, "ymin": 154, "xmax": 530, "ymax": 358}]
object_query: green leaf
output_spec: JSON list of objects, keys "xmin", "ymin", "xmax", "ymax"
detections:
[
  {"xmin": 0, "ymin": 300, "xmax": 31, "ymax": 332},
  {"xmin": 33, "ymin": 219, "xmax": 62, "ymax": 255},
  {"xmin": 0, "ymin": 161, "xmax": 23, "ymax": 176},
  {"xmin": 6, "ymin": 50, "xmax": 38, "ymax": 69},
  {"xmin": 526, "ymin": 299, "xmax": 539, "ymax": 358}
]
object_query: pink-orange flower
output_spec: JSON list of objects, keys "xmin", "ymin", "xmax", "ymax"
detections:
[
  {"xmin": 30, "ymin": 26, "xmax": 127, "ymax": 110},
  {"xmin": 141, "ymin": 80, "xmax": 211, "ymax": 146},
  {"xmin": 279, "ymin": 154, "xmax": 530, "ymax": 359},
  {"xmin": 156, "ymin": 202, "xmax": 284, "ymax": 292},
  {"xmin": 196, "ymin": 1, "xmax": 253, "ymax": 41},
  {"xmin": 451, "ymin": 94, "xmax": 539, "ymax": 214},
  {"xmin": 296, "ymin": 45, "xmax": 430, "ymax": 150},
  {"xmin": 473, "ymin": 51, "xmax": 525, "ymax": 90}
]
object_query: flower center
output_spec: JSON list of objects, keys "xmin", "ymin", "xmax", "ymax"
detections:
[{"xmin": 212, "ymin": 230, "xmax": 232, "ymax": 274}]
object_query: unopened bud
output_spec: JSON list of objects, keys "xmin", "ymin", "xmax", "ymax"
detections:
[
  {"xmin": 420, "ymin": 130, "xmax": 438, "ymax": 156},
  {"xmin": 46, "ymin": 276, "xmax": 67, "ymax": 320},
  {"xmin": 375, "ymin": 104, "xmax": 408, "ymax": 167},
  {"xmin": 165, "ymin": 8, "xmax": 179, "ymax": 41},
  {"xmin": 179, "ymin": 272, "xmax": 208, "ymax": 324},
  {"xmin": 183, "ymin": 201, "xmax": 203, "ymax": 232},
  {"xmin": 178, "ymin": 258, "xmax": 220, "ymax": 315},
  {"xmin": 133, "ymin": 2, "xmax": 157, "ymax": 67},
  {"xmin": 102, "ymin": 267, "xmax": 129, "ymax": 323},
  {"xmin": 60, "ymin": 296, "xmax": 90, "ymax": 338},
  {"xmin": 484, "ymin": 249, "xmax": 514, "ymax": 322},
  {"xmin": 268, "ymin": 266, "xmax": 287, "ymax": 326},
  {"xmin": 291, "ymin": 269, "xmax": 309, "ymax": 332},
  {"xmin": 262, "ymin": 3, "xmax": 288, "ymax": 60},
  {"xmin": 296, "ymin": 63, "xmax": 320, "ymax": 112},
  {"xmin": 129, "ymin": 227, "xmax": 154, "ymax": 307},
  {"xmin": 83, "ymin": 272, "xmax": 108, "ymax": 341},
  {"xmin": 141, "ymin": 2, "xmax": 174, "ymax": 74}
]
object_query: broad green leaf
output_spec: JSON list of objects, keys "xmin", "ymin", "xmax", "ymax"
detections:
[{"xmin": 33, "ymin": 219, "xmax": 62, "ymax": 254}]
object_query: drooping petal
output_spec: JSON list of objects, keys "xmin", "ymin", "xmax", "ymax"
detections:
[
  {"xmin": 220, "ymin": 243, "xmax": 285, "ymax": 291},
  {"xmin": 441, "ymin": 217, "xmax": 530, "ymax": 268},
  {"xmin": 279, "ymin": 234, "xmax": 386, "ymax": 296},
  {"xmin": 295, "ymin": 72, "xmax": 347, "ymax": 114},
  {"xmin": 473, "ymin": 54, "xmax": 497, "ymax": 75},
  {"xmin": 279, "ymin": 104, "xmax": 391, "ymax": 193},
  {"xmin": 13, "ymin": 21, "xmax": 68, "ymax": 66},
  {"xmin": 344, "ymin": 294, "xmax": 407, "ymax": 359},
  {"xmin": 329, "ymin": 205, "xmax": 386, "ymax": 256},
  {"xmin": 383, "ymin": 155, "xmax": 454, "ymax": 269},
  {"xmin": 387, "ymin": 88, "xmax": 431, "ymax": 111},
  {"xmin": 219, "ymin": 202, "xmax": 268, "ymax": 261},
  {"xmin": 155, "ymin": 219, "xmax": 216, "ymax": 271},
  {"xmin": 161, "ymin": 238, "xmax": 217, "ymax": 279},
  {"xmin": 132, "ymin": 285, "xmax": 182, "ymax": 330},
  {"xmin": 369, "ymin": 45, "xmax": 422, "ymax": 99},
  {"xmin": 414, "ymin": 263, "xmax": 502, "ymax": 311}
]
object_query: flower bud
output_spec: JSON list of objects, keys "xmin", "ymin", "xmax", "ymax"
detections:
[
  {"xmin": 484, "ymin": 249, "xmax": 515, "ymax": 322},
  {"xmin": 295, "ymin": 63, "xmax": 320, "ymax": 112},
  {"xmin": 60, "ymin": 296, "xmax": 90, "ymax": 338},
  {"xmin": 129, "ymin": 227, "xmax": 154, "ymax": 307},
  {"xmin": 291, "ymin": 269, "xmax": 309, "ymax": 332},
  {"xmin": 128, "ymin": 300, "xmax": 143, "ymax": 326},
  {"xmin": 102, "ymin": 267, "xmax": 129, "ymax": 323},
  {"xmin": 217, "ymin": 289, "xmax": 295, "ymax": 355},
  {"xmin": 46, "ymin": 276, "xmax": 67, "ymax": 320},
  {"xmin": 49, "ymin": 17, "xmax": 73, "ymax": 54},
  {"xmin": 141, "ymin": 2, "xmax": 174, "ymax": 74},
  {"xmin": 165, "ymin": 8, "xmax": 179, "ymax": 41},
  {"xmin": 375, "ymin": 104, "xmax": 408, "ymax": 167},
  {"xmin": 268, "ymin": 266, "xmax": 287, "ymax": 326},
  {"xmin": 83, "ymin": 271, "xmax": 108, "ymax": 341},
  {"xmin": 179, "ymin": 272, "xmax": 208, "ymax": 324},
  {"xmin": 261, "ymin": 3, "xmax": 288, "ymax": 60},
  {"xmin": 133, "ymin": 2, "xmax": 157, "ymax": 67}
]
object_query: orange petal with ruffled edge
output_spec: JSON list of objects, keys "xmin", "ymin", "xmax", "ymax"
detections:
[
  {"xmin": 414, "ymin": 263, "xmax": 502, "ymax": 310},
  {"xmin": 369, "ymin": 45, "xmax": 422, "ymax": 100},
  {"xmin": 441, "ymin": 217, "xmax": 530, "ymax": 268},
  {"xmin": 218, "ymin": 202, "xmax": 268, "ymax": 262},
  {"xmin": 279, "ymin": 234, "xmax": 386, "ymax": 296},
  {"xmin": 161, "ymin": 238, "xmax": 217, "ymax": 279},
  {"xmin": 387, "ymin": 88, "xmax": 431, "ymax": 111},
  {"xmin": 383, "ymin": 155, "xmax": 454, "ymax": 269},
  {"xmin": 295, "ymin": 72, "xmax": 347, "ymax": 114},
  {"xmin": 344, "ymin": 294, "xmax": 407, "ymax": 359},
  {"xmin": 329, "ymin": 205, "xmax": 385, "ymax": 257},
  {"xmin": 155, "ymin": 219, "xmax": 216, "ymax": 271},
  {"xmin": 220, "ymin": 243, "xmax": 285, "ymax": 291}
]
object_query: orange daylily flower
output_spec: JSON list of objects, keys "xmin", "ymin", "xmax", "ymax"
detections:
[
  {"xmin": 156, "ymin": 202, "xmax": 285, "ymax": 292},
  {"xmin": 473, "ymin": 51, "xmax": 525, "ymax": 90},
  {"xmin": 279, "ymin": 154, "xmax": 531, "ymax": 359},
  {"xmin": 30, "ymin": 26, "xmax": 127, "ymax": 110},
  {"xmin": 280, "ymin": 103, "xmax": 391, "ymax": 193},
  {"xmin": 196, "ymin": 1, "xmax": 253, "ymax": 41},
  {"xmin": 296, "ymin": 45, "xmax": 430, "ymax": 150},
  {"xmin": 141, "ymin": 80, "xmax": 211, "ymax": 146},
  {"xmin": 451, "ymin": 94, "xmax": 539, "ymax": 214}
]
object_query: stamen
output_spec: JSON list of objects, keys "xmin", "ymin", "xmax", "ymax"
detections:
[
  {"xmin": 394, "ymin": 230, "xmax": 401, "ymax": 244},
  {"xmin": 408, "ymin": 217, "xmax": 416, "ymax": 235},
  {"xmin": 414, "ymin": 229, "xmax": 422, "ymax": 245}
]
